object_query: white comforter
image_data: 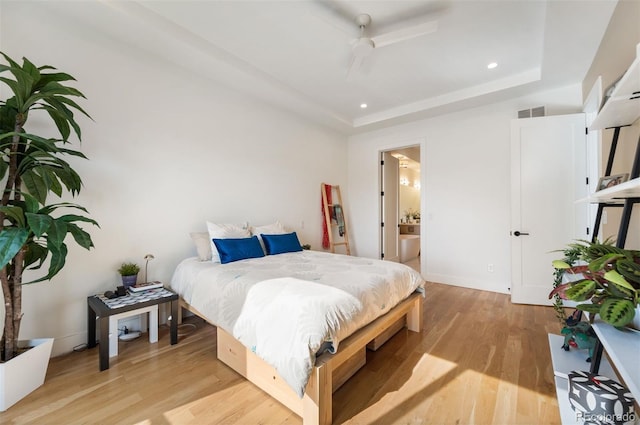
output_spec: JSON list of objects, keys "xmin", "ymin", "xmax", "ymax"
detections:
[{"xmin": 170, "ymin": 250, "xmax": 424, "ymax": 396}]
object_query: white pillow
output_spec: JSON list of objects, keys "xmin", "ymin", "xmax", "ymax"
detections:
[
  {"xmin": 250, "ymin": 221, "xmax": 288, "ymax": 251},
  {"xmin": 207, "ymin": 222, "xmax": 251, "ymax": 263},
  {"xmin": 190, "ymin": 232, "xmax": 212, "ymax": 261},
  {"xmin": 250, "ymin": 221, "xmax": 287, "ymax": 238}
]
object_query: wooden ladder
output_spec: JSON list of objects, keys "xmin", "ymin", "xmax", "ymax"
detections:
[{"xmin": 321, "ymin": 183, "xmax": 351, "ymax": 255}]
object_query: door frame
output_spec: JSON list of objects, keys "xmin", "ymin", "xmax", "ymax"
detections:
[
  {"xmin": 378, "ymin": 138, "xmax": 426, "ymax": 271},
  {"xmin": 380, "ymin": 151, "xmax": 400, "ymax": 262}
]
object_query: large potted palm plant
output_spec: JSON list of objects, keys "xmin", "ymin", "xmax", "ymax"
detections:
[{"xmin": 0, "ymin": 53, "xmax": 98, "ymax": 410}]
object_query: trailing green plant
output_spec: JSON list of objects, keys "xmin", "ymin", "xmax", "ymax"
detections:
[
  {"xmin": 117, "ymin": 262, "xmax": 139, "ymax": 276},
  {"xmin": 549, "ymin": 239, "xmax": 640, "ymax": 328},
  {"xmin": 551, "ymin": 243, "xmax": 582, "ymax": 325},
  {"xmin": 0, "ymin": 53, "xmax": 98, "ymax": 361}
]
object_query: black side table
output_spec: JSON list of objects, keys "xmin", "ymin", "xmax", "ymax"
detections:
[{"xmin": 87, "ymin": 287, "xmax": 179, "ymax": 371}]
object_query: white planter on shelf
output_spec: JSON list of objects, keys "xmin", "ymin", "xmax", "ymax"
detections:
[
  {"xmin": 0, "ymin": 338, "xmax": 54, "ymax": 411},
  {"xmin": 630, "ymin": 305, "xmax": 640, "ymax": 332}
]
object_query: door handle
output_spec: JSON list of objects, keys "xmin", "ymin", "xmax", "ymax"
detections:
[{"xmin": 513, "ymin": 231, "xmax": 530, "ymax": 236}]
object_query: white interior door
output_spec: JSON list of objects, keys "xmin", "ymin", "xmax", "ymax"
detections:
[
  {"xmin": 511, "ymin": 114, "xmax": 586, "ymax": 305},
  {"xmin": 381, "ymin": 152, "xmax": 399, "ymax": 261}
]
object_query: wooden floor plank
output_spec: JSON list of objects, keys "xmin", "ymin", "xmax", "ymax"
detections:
[{"xmin": 0, "ymin": 282, "xmax": 561, "ymax": 424}]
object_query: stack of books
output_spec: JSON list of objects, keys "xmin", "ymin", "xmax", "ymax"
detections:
[{"xmin": 128, "ymin": 281, "xmax": 163, "ymax": 293}]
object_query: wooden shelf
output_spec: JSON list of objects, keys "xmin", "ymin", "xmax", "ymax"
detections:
[
  {"xmin": 590, "ymin": 44, "xmax": 640, "ymax": 130},
  {"xmin": 576, "ymin": 177, "xmax": 640, "ymax": 203}
]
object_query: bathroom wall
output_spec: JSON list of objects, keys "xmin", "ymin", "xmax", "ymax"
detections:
[{"xmin": 399, "ymin": 167, "xmax": 421, "ymax": 222}]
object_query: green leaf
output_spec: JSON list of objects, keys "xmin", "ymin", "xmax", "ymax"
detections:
[
  {"xmin": 552, "ymin": 260, "xmax": 571, "ymax": 269},
  {"xmin": 66, "ymin": 222, "xmax": 94, "ymax": 250},
  {"xmin": 36, "ymin": 203, "xmax": 86, "ymax": 217},
  {"xmin": 588, "ymin": 253, "xmax": 625, "ymax": 272},
  {"xmin": 565, "ymin": 279, "xmax": 596, "ymax": 301},
  {"xmin": 0, "ymin": 228, "xmax": 29, "ymax": 270},
  {"xmin": 57, "ymin": 147, "xmax": 87, "ymax": 159},
  {"xmin": 21, "ymin": 57, "xmax": 40, "ymax": 81},
  {"xmin": 599, "ymin": 298, "xmax": 636, "ymax": 327},
  {"xmin": 0, "ymin": 206, "xmax": 25, "ymax": 227},
  {"xmin": 606, "ymin": 279, "xmax": 635, "ymax": 299},
  {"xmin": 26, "ymin": 242, "xmax": 68, "ymax": 284},
  {"xmin": 21, "ymin": 169, "xmax": 48, "ymax": 204},
  {"xmin": 47, "ymin": 242, "xmax": 68, "ymax": 279},
  {"xmin": 40, "ymin": 96, "xmax": 81, "ymax": 140},
  {"xmin": 59, "ymin": 214, "xmax": 99, "ymax": 227},
  {"xmin": 616, "ymin": 259, "xmax": 640, "ymax": 285},
  {"xmin": 604, "ymin": 270, "xmax": 636, "ymax": 292},
  {"xmin": 42, "ymin": 167, "xmax": 63, "ymax": 197},
  {"xmin": 575, "ymin": 303, "xmax": 602, "ymax": 314},
  {"xmin": 25, "ymin": 212, "xmax": 52, "ymax": 237},
  {"xmin": 44, "ymin": 105, "xmax": 70, "ymax": 140},
  {"xmin": 54, "ymin": 94, "xmax": 90, "ymax": 117},
  {"xmin": 46, "ymin": 219, "xmax": 67, "ymax": 248},
  {"xmin": 22, "ymin": 192, "xmax": 40, "ymax": 214},
  {"xmin": 33, "ymin": 72, "xmax": 76, "ymax": 90},
  {"xmin": 0, "ymin": 52, "xmax": 20, "ymax": 69},
  {"xmin": 24, "ymin": 240, "xmax": 47, "ymax": 270}
]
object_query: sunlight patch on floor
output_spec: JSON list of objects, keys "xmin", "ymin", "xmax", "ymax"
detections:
[
  {"xmin": 157, "ymin": 383, "xmax": 247, "ymax": 424},
  {"xmin": 345, "ymin": 358, "xmax": 559, "ymax": 424},
  {"xmin": 346, "ymin": 353, "xmax": 458, "ymax": 424}
]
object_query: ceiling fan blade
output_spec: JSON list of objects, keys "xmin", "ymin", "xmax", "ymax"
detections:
[
  {"xmin": 346, "ymin": 55, "xmax": 364, "ymax": 80},
  {"xmin": 371, "ymin": 20, "xmax": 438, "ymax": 48}
]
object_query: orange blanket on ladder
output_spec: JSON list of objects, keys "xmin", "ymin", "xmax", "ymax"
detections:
[{"xmin": 322, "ymin": 184, "xmax": 332, "ymax": 249}]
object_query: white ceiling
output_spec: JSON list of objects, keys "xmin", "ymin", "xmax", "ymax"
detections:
[{"xmin": 50, "ymin": 0, "xmax": 618, "ymax": 134}]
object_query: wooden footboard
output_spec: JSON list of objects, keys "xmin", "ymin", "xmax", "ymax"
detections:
[{"xmin": 182, "ymin": 292, "xmax": 423, "ymax": 425}]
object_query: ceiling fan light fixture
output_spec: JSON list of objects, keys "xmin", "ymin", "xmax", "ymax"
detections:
[
  {"xmin": 360, "ymin": 103, "xmax": 368, "ymax": 109},
  {"xmin": 353, "ymin": 38, "xmax": 375, "ymax": 58},
  {"xmin": 487, "ymin": 62, "xmax": 498, "ymax": 69}
]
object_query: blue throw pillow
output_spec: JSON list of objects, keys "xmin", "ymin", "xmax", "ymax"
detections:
[
  {"xmin": 212, "ymin": 236, "xmax": 265, "ymax": 264},
  {"xmin": 261, "ymin": 232, "xmax": 303, "ymax": 255}
]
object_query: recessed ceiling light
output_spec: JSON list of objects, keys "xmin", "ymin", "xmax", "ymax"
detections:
[
  {"xmin": 360, "ymin": 103, "xmax": 368, "ymax": 109},
  {"xmin": 487, "ymin": 62, "xmax": 498, "ymax": 69}
]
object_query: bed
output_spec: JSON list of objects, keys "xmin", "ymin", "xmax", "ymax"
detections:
[{"xmin": 170, "ymin": 248, "xmax": 424, "ymax": 425}]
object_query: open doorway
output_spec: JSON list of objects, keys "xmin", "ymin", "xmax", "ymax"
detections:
[{"xmin": 380, "ymin": 145, "xmax": 421, "ymax": 272}]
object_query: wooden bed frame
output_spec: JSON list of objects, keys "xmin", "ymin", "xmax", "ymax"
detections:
[{"xmin": 179, "ymin": 291, "xmax": 423, "ymax": 425}]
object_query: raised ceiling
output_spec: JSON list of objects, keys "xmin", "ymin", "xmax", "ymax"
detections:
[{"xmin": 44, "ymin": 0, "xmax": 618, "ymax": 134}]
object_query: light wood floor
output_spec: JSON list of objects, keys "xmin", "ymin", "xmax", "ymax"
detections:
[{"xmin": 0, "ymin": 282, "xmax": 562, "ymax": 424}]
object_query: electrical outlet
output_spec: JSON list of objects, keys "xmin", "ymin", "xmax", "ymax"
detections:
[{"xmin": 487, "ymin": 263, "xmax": 494, "ymax": 273}]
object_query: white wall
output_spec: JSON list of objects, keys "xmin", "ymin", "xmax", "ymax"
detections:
[
  {"xmin": 348, "ymin": 85, "xmax": 583, "ymax": 294},
  {"xmin": 399, "ymin": 168, "xmax": 421, "ymax": 220},
  {"xmin": 1, "ymin": 2, "xmax": 347, "ymax": 355}
]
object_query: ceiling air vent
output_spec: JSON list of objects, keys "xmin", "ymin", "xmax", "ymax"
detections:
[{"xmin": 517, "ymin": 106, "xmax": 546, "ymax": 119}]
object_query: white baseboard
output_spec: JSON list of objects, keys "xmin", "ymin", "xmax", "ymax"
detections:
[{"xmin": 424, "ymin": 273, "xmax": 510, "ymax": 295}]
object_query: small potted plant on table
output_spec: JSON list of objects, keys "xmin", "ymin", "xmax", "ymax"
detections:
[{"xmin": 118, "ymin": 262, "xmax": 140, "ymax": 288}]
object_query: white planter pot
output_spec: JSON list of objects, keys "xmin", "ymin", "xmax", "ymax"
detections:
[
  {"xmin": 0, "ymin": 338, "xmax": 54, "ymax": 411},
  {"xmin": 629, "ymin": 305, "xmax": 640, "ymax": 332}
]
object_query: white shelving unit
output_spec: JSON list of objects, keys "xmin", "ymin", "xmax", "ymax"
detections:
[
  {"xmin": 590, "ymin": 44, "xmax": 640, "ymax": 131},
  {"xmin": 551, "ymin": 43, "xmax": 640, "ymax": 424},
  {"xmin": 548, "ymin": 334, "xmax": 619, "ymax": 425},
  {"xmin": 576, "ymin": 177, "xmax": 640, "ymax": 204},
  {"xmin": 590, "ymin": 320, "xmax": 640, "ymax": 399}
]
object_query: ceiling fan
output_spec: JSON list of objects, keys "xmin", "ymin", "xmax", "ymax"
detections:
[{"xmin": 347, "ymin": 13, "xmax": 438, "ymax": 78}]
